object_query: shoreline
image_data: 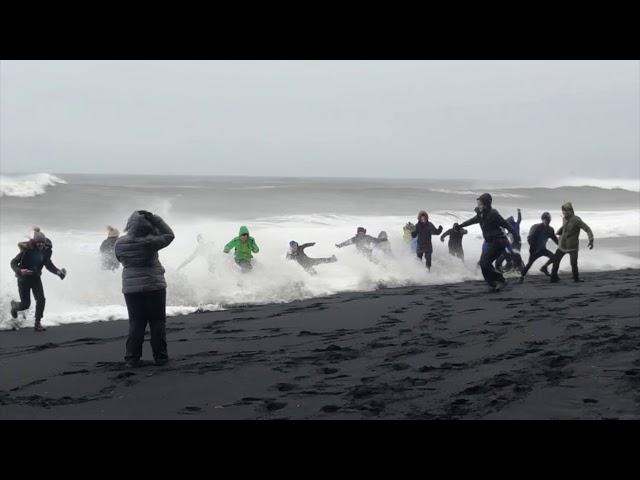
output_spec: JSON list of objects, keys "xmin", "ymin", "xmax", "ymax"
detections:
[{"xmin": 1, "ymin": 268, "xmax": 639, "ymax": 419}]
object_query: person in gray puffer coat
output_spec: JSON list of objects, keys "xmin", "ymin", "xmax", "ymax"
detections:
[{"xmin": 114, "ymin": 210, "xmax": 175, "ymax": 368}]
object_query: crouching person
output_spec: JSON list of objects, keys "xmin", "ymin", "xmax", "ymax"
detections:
[{"xmin": 115, "ymin": 210, "xmax": 175, "ymax": 368}]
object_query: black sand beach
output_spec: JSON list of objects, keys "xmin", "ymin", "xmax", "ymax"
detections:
[{"xmin": 1, "ymin": 269, "xmax": 639, "ymax": 420}]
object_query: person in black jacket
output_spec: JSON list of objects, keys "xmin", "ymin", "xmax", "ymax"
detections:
[
  {"xmin": 455, "ymin": 193, "xmax": 520, "ymax": 291},
  {"xmin": 100, "ymin": 226, "xmax": 120, "ymax": 270},
  {"xmin": 335, "ymin": 227, "xmax": 381, "ymax": 260},
  {"xmin": 287, "ymin": 241, "xmax": 337, "ymax": 274},
  {"xmin": 495, "ymin": 209, "xmax": 522, "ymax": 272},
  {"xmin": 114, "ymin": 210, "xmax": 174, "ymax": 368},
  {"xmin": 9, "ymin": 228, "xmax": 67, "ymax": 331},
  {"xmin": 440, "ymin": 223, "xmax": 467, "ymax": 260},
  {"xmin": 520, "ymin": 211, "xmax": 558, "ymax": 281},
  {"xmin": 411, "ymin": 211, "xmax": 443, "ymax": 270}
]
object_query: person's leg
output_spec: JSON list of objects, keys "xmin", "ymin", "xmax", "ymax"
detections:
[
  {"xmin": 146, "ymin": 289, "xmax": 168, "ymax": 364},
  {"xmin": 569, "ymin": 251, "xmax": 580, "ymax": 281},
  {"xmin": 480, "ymin": 242, "xmax": 506, "ymax": 286},
  {"xmin": 425, "ymin": 252, "xmax": 432, "ymax": 270},
  {"xmin": 14, "ymin": 277, "xmax": 32, "ymax": 312},
  {"xmin": 550, "ymin": 249, "xmax": 566, "ymax": 281},
  {"xmin": 521, "ymin": 250, "xmax": 540, "ymax": 277},
  {"xmin": 124, "ymin": 292, "xmax": 147, "ymax": 364},
  {"xmin": 31, "ymin": 277, "xmax": 46, "ymax": 330}
]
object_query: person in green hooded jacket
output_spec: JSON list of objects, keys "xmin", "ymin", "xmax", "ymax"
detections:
[
  {"xmin": 223, "ymin": 226, "xmax": 259, "ymax": 272},
  {"xmin": 550, "ymin": 202, "xmax": 593, "ymax": 283}
]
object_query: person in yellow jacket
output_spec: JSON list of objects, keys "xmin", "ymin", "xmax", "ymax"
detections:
[
  {"xmin": 223, "ymin": 226, "xmax": 259, "ymax": 272},
  {"xmin": 550, "ymin": 202, "xmax": 593, "ymax": 283}
]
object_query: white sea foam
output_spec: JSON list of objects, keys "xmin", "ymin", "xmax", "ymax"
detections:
[
  {"xmin": 1, "ymin": 209, "xmax": 638, "ymax": 330},
  {"xmin": 0, "ymin": 173, "xmax": 67, "ymax": 198}
]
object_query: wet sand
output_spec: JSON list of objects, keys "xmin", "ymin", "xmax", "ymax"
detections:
[{"xmin": 1, "ymin": 269, "xmax": 639, "ymax": 419}]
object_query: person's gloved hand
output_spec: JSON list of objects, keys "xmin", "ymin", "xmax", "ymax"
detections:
[
  {"xmin": 57, "ymin": 268, "xmax": 67, "ymax": 280},
  {"xmin": 588, "ymin": 239, "xmax": 594, "ymax": 250},
  {"xmin": 440, "ymin": 237, "xmax": 445, "ymax": 242}
]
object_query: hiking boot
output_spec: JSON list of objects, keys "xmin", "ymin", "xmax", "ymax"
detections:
[
  {"xmin": 550, "ymin": 275, "xmax": 560, "ymax": 283},
  {"xmin": 518, "ymin": 276, "xmax": 525, "ymax": 284},
  {"xmin": 10, "ymin": 300, "xmax": 18, "ymax": 319},
  {"xmin": 494, "ymin": 280, "xmax": 507, "ymax": 292},
  {"xmin": 154, "ymin": 358, "xmax": 169, "ymax": 367},
  {"xmin": 540, "ymin": 265, "xmax": 551, "ymax": 277},
  {"xmin": 34, "ymin": 320, "xmax": 46, "ymax": 332}
]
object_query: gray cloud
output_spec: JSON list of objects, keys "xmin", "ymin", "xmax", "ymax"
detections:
[{"xmin": 1, "ymin": 60, "xmax": 638, "ymax": 179}]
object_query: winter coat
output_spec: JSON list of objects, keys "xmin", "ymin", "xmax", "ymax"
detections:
[
  {"xmin": 223, "ymin": 226, "xmax": 259, "ymax": 261},
  {"xmin": 114, "ymin": 211, "xmax": 175, "ymax": 294},
  {"xmin": 557, "ymin": 202, "xmax": 593, "ymax": 252},
  {"xmin": 10, "ymin": 239, "xmax": 59, "ymax": 278},
  {"xmin": 411, "ymin": 221, "xmax": 443, "ymax": 252}
]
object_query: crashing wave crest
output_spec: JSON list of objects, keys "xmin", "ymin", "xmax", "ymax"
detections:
[{"xmin": 0, "ymin": 173, "xmax": 67, "ymax": 198}]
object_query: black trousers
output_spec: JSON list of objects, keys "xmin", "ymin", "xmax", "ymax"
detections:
[
  {"xmin": 448, "ymin": 247, "xmax": 464, "ymax": 261},
  {"xmin": 522, "ymin": 248, "xmax": 555, "ymax": 277},
  {"xmin": 480, "ymin": 240, "xmax": 507, "ymax": 285},
  {"xmin": 235, "ymin": 258, "xmax": 253, "ymax": 272},
  {"xmin": 124, "ymin": 289, "xmax": 168, "ymax": 362},
  {"xmin": 551, "ymin": 249, "xmax": 579, "ymax": 280},
  {"xmin": 417, "ymin": 248, "xmax": 433, "ymax": 270},
  {"xmin": 16, "ymin": 276, "xmax": 46, "ymax": 320}
]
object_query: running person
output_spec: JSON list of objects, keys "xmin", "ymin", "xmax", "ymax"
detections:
[
  {"xmin": 440, "ymin": 223, "xmax": 467, "ymax": 260},
  {"xmin": 520, "ymin": 211, "xmax": 558, "ymax": 281},
  {"xmin": 550, "ymin": 202, "xmax": 594, "ymax": 283},
  {"xmin": 335, "ymin": 227, "xmax": 381, "ymax": 260},
  {"xmin": 223, "ymin": 226, "xmax": 259, "ymax": 272},
  {"xmin": 411, "ymin": 211, "xmax": 443, "ymax": 270},
  {"xmin": 287, "ymin": 241, "xmax": 337, "ymax": 274},
  {"xmin": 456, "ymin": 194, "xmax": 520, "ymax": 292}
]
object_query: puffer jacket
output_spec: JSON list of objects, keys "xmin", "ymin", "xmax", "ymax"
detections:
[
  {"xmin": 114, "ymin": 211, "xmax": 175, "ymax": 294},
  {"xmin": 557, "ymin": 202, "xmax": 593, "ymax": 252},
  {"xmin": 10, "ymin": 238, "xmax": 59, "ymax": 278}
]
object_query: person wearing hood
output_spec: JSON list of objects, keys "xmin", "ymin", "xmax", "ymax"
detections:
[
  {"xmin": 456, "ymin": 193, "xmax": 521, "ymax": 291},
  {"xmin": 178, "ymin": 234, "xmax": 216, "ymax": 273},
  {"xmin": 10, "ymin": 227, "xmax": 67, "ymax": 331},
  {"xmin": 440, "ymin": 223, "xmax": 468, "ymax": 260},
  {"xmin": 335, "ymin": 227, "xmax": 381, "ymax": 259},
  {"xmin": 520, "ymin": 211, "xmax": 558, "ymax": 281},
  {"xmin": 223, "ymin": 226, "xmax": 259, "ymax": 272},
  {"xmin": 287, "ymin": 241, "xmax": 337, "ymax": 274},
  {"xmin": 550, "ymin": 202, "xmax": 594, "ymax": 283},
  {"xmin": 100, "ymin": 226, "xmax": 120, "ymax": 271},
  {"xmin": 114, "ymin": 210, "xmax": 175, "ymax": 368},
  {"xmin": 374, "ymin": 231, "xmax": 392, "ymax": 256},
  {"xmin": 411, "ymin": 211, "xmax": 443, "ymax": 270}
]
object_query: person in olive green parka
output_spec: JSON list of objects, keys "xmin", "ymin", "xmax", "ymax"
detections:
[
  {"xmin": 223, "ymin": 226, "xmax": 259, "ymax": 272},
  {"xmin": 550, "ymin": 202, "xmax": 594, "ymax": 283}
]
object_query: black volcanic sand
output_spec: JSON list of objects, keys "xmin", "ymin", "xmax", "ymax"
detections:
[{"xmin": 1, "ymin": 269, "xmax": 639, "ymax": 419}]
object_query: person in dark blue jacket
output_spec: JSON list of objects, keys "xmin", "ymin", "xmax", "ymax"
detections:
[
  {"xmin": 520, "ymin": 211, "xmax": 558, "ymax": 281},
  {"xmin": 455, "ymin": 194, "xmax": 520, "ymax": 292}
]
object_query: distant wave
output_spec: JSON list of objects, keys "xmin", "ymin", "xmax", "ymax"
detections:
[
  {"xmin": 428, "ymin": 188, "xmax": 526, "ymax": 198},
  {"xmin": 0, "ymin": 173, "xmax": 67, "ymax": 198}
]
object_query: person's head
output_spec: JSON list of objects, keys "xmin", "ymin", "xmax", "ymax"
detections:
[
  {"xmin": 561, "ymin": 202, "xmax": 574, "ymax": 219},
  {"xmin": 32, "ymin": 228, "xmax": 46, "ymax": 250},
  {"xmin": 378, "ymin": 231, "xmax": 388, "ymax": 241},
  {"xmin": 356, "ymin": 227, "xmax": 366, "ymax": 236},
  {"xmin": 453, "ymin": 222, "xmax": 459, "ymax": 229},
  {"xmin": 107, "ymin": 225, "xmax": 120, "ymax": 238},
  {"xmin": 476, "ymin": 193, "xmax": 492, "ymax": 212},
  {"xmin": 125, "ymin": 211, "xmax": 153, "ymax": 237},
  {"xmin": 196, "ymin": 234, "xmax": 204, "ymax": 244},
  {"xmin": 506, "ymin": 216, "xmax": 515, "ymax": 225},
  {"xmin": 238, "ymin": 226, "xmax": 250, "ymax": 242},
  {"xmin": 541, "ymin": 212, "xmax": 551, "ymax": 225},
  {"xmin": 418, "ymin": 210, "xmax": 428, "ymax": 223},
  {"xmin": 289, "ymin": 240, "xmax": 298, "ymax": 252}
]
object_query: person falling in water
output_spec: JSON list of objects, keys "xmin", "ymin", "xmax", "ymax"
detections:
[
  {"xmin": 10, "ymin": 227, "xmax": 67, "ymax": 331},
  {"xmin": 223, "ymin": 226, "xmax": 259, "ymax": 273},
  {"xmin": 550, "ymin": 202, "xmax": 594, "ymax": 283},
  {"xmin": 100, "ymin": 225, "xmax": 120, "ymax": 271},
  {"xmin": 519, "ymin": 211, "xmax": 558, "ymax": 282},
  {"xmin": 287, "ymin": 241, "xmax": 337, "ymax": 274},
  {"xmin": 177, "ymin": 234, "xmax": 216, "ymax": 273},
  {"xmin": 373, "ymin": 231, "xmax": 392, "ymax": 256},
  {"xmin": 114, "ymin": 210, "xmax": 174, "ymax": 368},
  {"xmin": 335, "ymin": 227, "xmax": 382, "ymax": 260},
  {"xmin": 440, "ymin": 222, "xmax": 468, "ymax": 260},
  {"xmin": 455, "ymin": 193, "xmax": 520, "ymax": 292},
  {"xmin": 411, "ymin": 211, "xmax": 443, "ymax": 270}
]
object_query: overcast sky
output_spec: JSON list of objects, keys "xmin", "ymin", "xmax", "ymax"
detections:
[{"xmin": 1, "ymin": 60, "xmax": 638, "ymax": 180}]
